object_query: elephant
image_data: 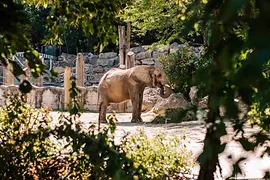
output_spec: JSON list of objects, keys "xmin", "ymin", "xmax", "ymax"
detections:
[{"xmin": 97, "ymin": 62, "xmax": 173, "ymax": 123}]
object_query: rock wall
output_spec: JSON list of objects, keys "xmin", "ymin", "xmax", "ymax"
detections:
[
  {"xmin": 48, "ymin": 42, "xmax": 203, "ymax": 87},
  {"xmin": 0, "ymin": 42, "xmax": 200, "ymax": 113},
  {"xmin": 0, "ymin": 42, "xmax": 202, "ymax": 87}
]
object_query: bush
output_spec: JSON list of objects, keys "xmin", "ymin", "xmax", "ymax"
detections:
[
  {"xmin": 0, "ymin": 93, "xmax": 146, "ymax": 179},
  {"xmin": 158, "ymin": 44, "xmax": 209, "ymax": 100},
  {"xmin": 0, "ymin": 94, "xmax": 60, "ymax": 179},
  {"xmin": 121, "ymin": 129, "xmax": 195, "ymax": 179}
]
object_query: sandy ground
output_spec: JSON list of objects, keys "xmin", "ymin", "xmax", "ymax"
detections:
[{"xmin": 50, "ymin": 111, "xmax": 270, "ymax": 180}]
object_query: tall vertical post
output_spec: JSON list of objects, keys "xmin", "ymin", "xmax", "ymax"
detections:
[
  {"xmin": 76, "ymin": 53, "xmax": 84, "ymax": 87},
  {"xmin": 37, "ymin": 57, "xmax": 44, "ymax": 87},
  {"xmin": 64, "ymin": 66, "xmax": 71, "ymax": 110},
  {"xmin": 126, "ymin": 51, "xmax": 135, "ymax": 69},
  {"xmin": 3, "ymin": 65, "xmax": 8, "ymax": 85},
  {"xmin": 118, "ymin": 26, "xmax": 126, "ymax": 69},
  {"xmin": 22, "ymin": 60, "xmax": 30, "ymax": 81},
  {"xmin": 118, "ymin": 25, "xmax": 126, "ymax": 112},
  {"xmin": 125, "ymin": 23, "xmax": 131, "ymax": 69},
  {"xmin": 3, "ymin": 62, "xmax": 14, "ymax": 85}
]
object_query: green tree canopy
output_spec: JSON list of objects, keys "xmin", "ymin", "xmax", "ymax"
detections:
[{"xmin": 119, "ymin": 0, "xmax": 200, "ymax": 44}]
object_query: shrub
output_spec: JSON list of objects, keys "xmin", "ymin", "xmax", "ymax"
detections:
[
  {"xmin": 0, "ymin": 93, "xmax": 146, "ymax": 179},
  {"xmin": 0, "ymin": 94, "xmax": 60, "ymax": 179},
  {"xmin": 121, "ymin": 129, "xmax": 195, "ymax": 179},
  {"xmin": 158, "ymin": 44, "xmax": 209, "ymax": 100}
]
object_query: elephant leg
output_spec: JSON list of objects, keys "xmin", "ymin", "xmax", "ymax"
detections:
[
  {"xmin": 98, "ymin": 101, "xmax": 108, "ymax": 123},
  {"xmin": 130, "ymin": 88, "xmax": 143, "ymax": 123},
  {"xmin": 137, "ymin": 91, "xmax": 143, "ymax": 121},
  {"xmin": 131, "ymin": 99, "xmax": 142, "ymax": 123}
]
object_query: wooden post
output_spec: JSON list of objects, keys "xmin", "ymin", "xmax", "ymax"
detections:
[
  {"xmin": 118, "ymin": 25, "xmax": 126, "ymax": 112},
  {"xmin": 22, "ymin": 60, "xmax": 30, "ymax": 81},
  {"xmin": 64, "ymin": 66, "xmax": 71, "ymax": 110},
  {"xmin": 125, "ymin": 23, "xmax": 131, "ymax": 69},
  {"xmin": 126, "ymin": 51, "xmax": 135, "ymax": 69},
  {"xmin": 37, "ymin": 57, "xmax": 43, "ymax": 87},
  {"xmin": 118, "ymin": 26, "xmax": 126, "ymax": 69},
  {"xmin": 3, "ymin": 65, "xmax": 8, "ymax": 85},
  {"xmin": 76, "ymin": 53, "xmax": 84, "ymax": 87},
  {"xmin": 3, "ymin": 62, "xmax": 14, "ymax": 85}
]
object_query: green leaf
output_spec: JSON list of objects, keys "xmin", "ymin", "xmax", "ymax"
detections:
[{"xmin": 50, "ymin": 68, "xmax": 58, "ymax": 77}]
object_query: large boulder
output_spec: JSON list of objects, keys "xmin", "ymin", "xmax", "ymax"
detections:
[
  {"xmin": 84, "ymin": 64, "xmax": 93, "ymax": 74},
  {"xmin": 136, "ymin": 58, "xmax": 155, "ymax": 65},
  {"xmin": 88, "ymin": 56, "xmax": 98, "ymax": 65},
  {"xmin": 198, "ymin": 96, "xmax": 208, "ymax": 108},
  {"xmin": 169, "ymin": 42, "xmax": 180, "ymax": 54},
  {"xmin": 142, "ymin": 88, "xmax": 159, "ymax": 112},
  {"xmin": 99, "ymin": 52, "xmax": 117, "ymax": 59},
  {"xmin": 152, "ymin": 50, "xmax": 168, "ymax": 58},
  {"xmin": 135, "ymin": 51, "xmax": 152, "ymax": 60},
  {"xmin": 97, "ymin": 57, "xmax": 119, "ymax": 67},
  {"xmin": 92, "ymin": 66, "xmax": 104, "ymax": 73},
  {"xmin": 131, "ymin": 46, "xmax": 144, "ymax": 54},
  {"xmin": 152, "ymin": 93, "xmax": 188, "ymax": 114},
  {"xmin": 86, "ymin": 74, "xmax": 104, "ymax": 85}
]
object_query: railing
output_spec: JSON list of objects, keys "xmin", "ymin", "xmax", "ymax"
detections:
[
  {"xmin": 0, "ymin": 52, "xmax": 58, "ymax": 86},
  {"xmin": 15, "ymin": 52, "xmax": 57, "ymax": 60}
]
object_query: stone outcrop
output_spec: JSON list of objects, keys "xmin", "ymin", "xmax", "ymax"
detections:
[
  {"xmin": 152, "ymin": 93, "xmax": 189, "ymax": 114},
  {"xmin": 142, "ymin": 87, "xmax": 159, "ymax": 112}
]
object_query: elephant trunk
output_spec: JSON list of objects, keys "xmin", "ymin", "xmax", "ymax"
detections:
[{"xmin": 160, "ymin": 84, "xmax": 173, "ymax": 98}]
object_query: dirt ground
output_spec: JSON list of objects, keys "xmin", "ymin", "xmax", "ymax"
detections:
[{"xmin": 50, "ymin": 111, "xmax": 270, "ymax": 180}]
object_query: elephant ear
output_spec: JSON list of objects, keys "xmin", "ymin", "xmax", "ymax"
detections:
[{"xmin": 128, "ymin": 66, "xmax": 155, "ymax": 87}]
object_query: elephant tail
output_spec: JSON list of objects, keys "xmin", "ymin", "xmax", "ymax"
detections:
[
  {"xmin": 96, "ymin": 92, "xmax": 100, "ymax": 111},
  {"xmin": 98, "ymin": 101, "xmax": 102, "ymax": 131}
]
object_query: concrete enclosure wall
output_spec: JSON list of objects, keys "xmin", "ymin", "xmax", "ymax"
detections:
[{"xmin": 0, "ymin": 85, "xmax": 133, "ymax": 112}]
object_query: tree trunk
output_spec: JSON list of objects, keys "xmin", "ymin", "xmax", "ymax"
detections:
[{"xmin": 198, "ymin": 52, "xmax": 222, "ymax": 180}]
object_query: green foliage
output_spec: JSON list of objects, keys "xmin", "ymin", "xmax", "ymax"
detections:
[
  {"xmin": 121, "ymin": 129, "xmax": 195, "ymax": 179},
  {"xmin": 248, "ymin": 103, "xmax": 270, "ymax": 131},
  {"xmin": 23, "ymin": 0, "xmax": 131, "ymax": 50},
  {"xmin": 119, "ymin": 0, "xmax": 195, "ymax": 44},
  {"xmin": 184, "ymin": 0, "xmax": 270, "ymax": 179},
  {"xmin": 158, "ymin": 44, "xmax": 208, "ymax": 99},
  {"xmin": 24, "ymin": 5, "xmax": 50, "ymax": 48},
  {"xmin": 0, "ymin": 79, "xmax": 146, "ymax": 179},
  {"xmin": 0, "ymin": 94, "xmax": 59, "ymax": 179}
]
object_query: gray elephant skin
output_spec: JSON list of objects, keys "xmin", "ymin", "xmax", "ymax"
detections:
[{"xmin": 98, "ymin": 63, "xmax": 173, "ymax": 123}]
